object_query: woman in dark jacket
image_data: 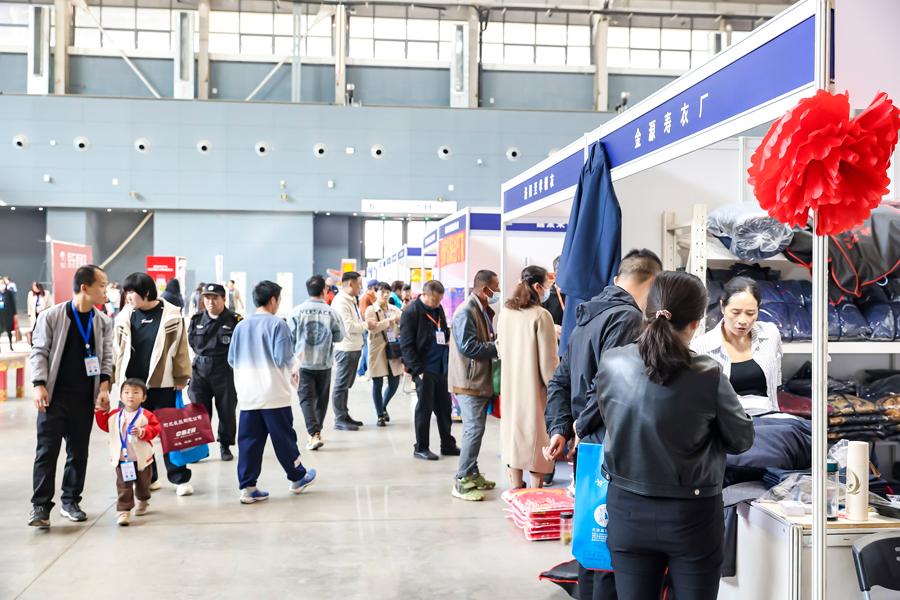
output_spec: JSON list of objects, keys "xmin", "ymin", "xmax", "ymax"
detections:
[
  {"xmin": 160, "ymin": 278, "xmax": 184, "ymax": 310},
  {"xmin": 577, "ymin": 271, "xmax": 754, "ymax": 600}
]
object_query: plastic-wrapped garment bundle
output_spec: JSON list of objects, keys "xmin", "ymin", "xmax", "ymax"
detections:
[
  {"xmin": 787, "ymin": 303, "xmax": 812, "ymax": 341},
  {"xmin": 705, "ymin": 304, "xmax": 722, "ymax": 331},
  {"xmin": 860, "ymin": 374, "xmax": 900, "ymax": 400},
  {"xmin": 798, "ymin": 280, "xmax": 813, "ymax": 306},
  {"xmin": 886, "ymin": 278, "xmax": 900, "ymax": 301},
  {"xmin": 732, "ymin": 262, "xmax": 781, "ymax": 282},
  {"xmin": 778, "ymin": 280, "xmax": 805, "ymax": 305},
  {"xmin": 759, "ymin": 302, "xmax": 792, "ymax": 341},
  {"xmin": 777, "ymin": 390, "xmax": 835, "ymax": 419},
  {"xmin": 783, "ymin": 363, "xmax": 857, "ymax": 397},
  {"xmin": 807, "ymin": 303, "xmax": 842, "ymax": 340},
  {"xmin": 707, "ymin": 203, "xmax": 795, "ymax": 261},
  {"xmin": 857, "ymin": 285, "xmax": 896, "ymax": 340},
  {"xmin": 836, "ymin": 299, "xmax": 872, "ymax": 340},
  {"xmin": 757, "ymin": 280, "xmax": 782, "ymax": 305}
]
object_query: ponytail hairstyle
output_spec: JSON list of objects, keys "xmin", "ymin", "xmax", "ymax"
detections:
[
  {"xmin": 505, "ymin": 265, "xmax": 548, "ymax": 311},
  {"xmin": 637, "ymin": 271, "xmax": 708, "ymax": 385}
]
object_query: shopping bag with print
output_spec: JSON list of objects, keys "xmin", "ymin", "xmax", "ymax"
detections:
[
  {"xmin": 154, "ymin": 391, "xmax": 213, "ymax": 465},
  {"xmin": 572, "ymin": 443, "xmax": 613, "ymax": 571}
]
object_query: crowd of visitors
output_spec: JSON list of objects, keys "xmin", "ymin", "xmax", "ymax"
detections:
[{"xmin": 18, "ymin": 247, "xmax": 761, "ymax": 600}]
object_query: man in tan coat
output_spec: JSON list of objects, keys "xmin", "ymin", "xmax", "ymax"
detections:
[{"xmin": 448, "ymin": 270, "xmax": 501, "ymax": 501}]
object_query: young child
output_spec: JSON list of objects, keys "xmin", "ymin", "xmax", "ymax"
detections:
[{"xmin": 95, "ymin": 378, "xmax": 161, "ymax": 526}]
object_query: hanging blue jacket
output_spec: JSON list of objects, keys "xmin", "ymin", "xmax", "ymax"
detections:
[{"xmin": 554, "ymin": 141, "xmax": 622, "ymax": 354}]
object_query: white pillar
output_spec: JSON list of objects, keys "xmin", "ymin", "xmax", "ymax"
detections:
[
  {"xmin": 197, "ymin": 0, "xmax": 209, "ymax": 100},
  {"xmin": 291, "ymin": 2, "xmax": 302, "ymax": 102},
  {"xmin": 334, "ymin": 5, "xmax": 347, "ymax": 105},
  {"xmin": 467, "ymin": 7, "xmax": 479, "ymax": 108},
  {"xmin": 593, "ymin": 15, "xmax": 609, "ymax": 112},
  {"xmin": 53, "ymin": 0, "xmax": 69, "ymax": 95}
]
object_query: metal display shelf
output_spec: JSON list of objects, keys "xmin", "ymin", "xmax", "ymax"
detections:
[{"xmin": 783, "ymin": 342, "xmax": 900, "ymax": 354}]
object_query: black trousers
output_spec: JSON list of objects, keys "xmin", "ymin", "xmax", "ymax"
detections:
[
  {"xmin": 189, "ymin": 361, "xmax": 238, "ymax": 447},
  {"xmin": 297, "ymin": 368, "xmax": 332, "ymax": 436},
  {"xmin": 606, "ymin": 485, "xmax": 724, "ymax": 600},
  {"xmin": 413, "ymin": 371, "xmax": 456, "ymax": 453},
  {"xmin": 143, "ymin": 388, "xmax": 192, "ymax": 485},
  {"xmin": 31, "ymin": 395, "xmax": 94, "ymax": 510}
]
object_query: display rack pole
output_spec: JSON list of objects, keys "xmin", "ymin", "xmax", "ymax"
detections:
[{"xmin": 811, "ymin": 2, "xmax": 832, "ymax": 599}]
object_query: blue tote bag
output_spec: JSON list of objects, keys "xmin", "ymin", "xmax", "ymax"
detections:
[
  {"xmin": 167, "ymin": 391, "xmax": 210, "ymax": 467},
  {"xmin": 572, "ymin": 442, "xmax": 613, "ymax": 571}
]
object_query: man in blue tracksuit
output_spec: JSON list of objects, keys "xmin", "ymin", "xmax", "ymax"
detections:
[{"xmin": 288, "ymin": 275, "xmax": 346, "ymax": 452}]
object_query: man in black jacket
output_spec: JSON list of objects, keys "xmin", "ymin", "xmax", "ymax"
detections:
[
  {"xmin": 400, "ymin": 280, "xmax": 459, "ymax": 461},
  {"xmin": 543, "ymin": 248, "xmax": 662, "ymax": 600}
]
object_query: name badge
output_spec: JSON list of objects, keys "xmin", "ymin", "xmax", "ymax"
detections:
[
  {"xmin": 84, "ymin": 356, "xmax": 101, "ymax": 376},
  {"xmin": 435, "ymin": 331, "xmax": 446, "ymax": 346},
  {"xmin": 121, "ymin": 460, "xmax": 137, "ymax": 482},
  {"xmin": 387, "ymin": 330, "xmax": 397, "ymax": 343}
]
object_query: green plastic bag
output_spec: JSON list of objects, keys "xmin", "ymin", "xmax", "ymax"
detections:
[{"xmin": 492, "ymin": 359, "xmax": 501, "ymax": 396}]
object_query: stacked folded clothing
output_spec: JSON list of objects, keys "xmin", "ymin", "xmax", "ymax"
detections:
[
  {"xmin": 502, "ymin": 489, "xmax": 574, "ymax": 542},
  {"xmin": 827, "ymin": 393, "xmax": 900, "ymax": 441}
]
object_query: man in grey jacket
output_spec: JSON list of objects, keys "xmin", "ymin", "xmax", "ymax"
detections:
[
  {"xmin": 29, "ymin": 265, "xmax": 113, "ymax": 528},
  {"xmin": 448, "ymin": 270, "xmax": 500, "ymax": 501},
  {"xmin": 288, "ymin": 275, "xmax": 346, "ymax": 451}
]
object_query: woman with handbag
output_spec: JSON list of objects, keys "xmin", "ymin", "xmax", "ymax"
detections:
[{"xmin": 365, "ymin": 282, "xmax": 403, "ymax": 427}]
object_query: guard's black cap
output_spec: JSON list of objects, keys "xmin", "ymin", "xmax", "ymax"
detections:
[{"xmin": 201, "ymin": 283, "xmax": 226, "ymax": 297}]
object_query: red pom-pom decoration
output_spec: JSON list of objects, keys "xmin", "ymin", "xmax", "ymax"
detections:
[{"xmin": 748, "ymin": 90, "xmax": 900, "ymax": 236}]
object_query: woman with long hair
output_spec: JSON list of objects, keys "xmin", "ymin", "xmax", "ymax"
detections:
[
  {"xmin": 365, "ymin": 282, "xmax": 403, "ymax": 426},
  {"xmin": 496, "ymin": 265, "xmax": 559, "ymax": 489},
  {"xmin": 27, "ymin": 281, "xmax": 54, "ymax": 345},
  {"xmin": 576, "ymin": 271, "xmax": 755, "ymax": 599}
]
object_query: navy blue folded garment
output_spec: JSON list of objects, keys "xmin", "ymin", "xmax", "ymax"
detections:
[
  {"xmin": 778, "ymin": 280, "xmax": 804, "ymax": 305},
  {"xmin": 860, "ymin": 302, "xmax": 895, "ymax": 340},
  {"xmin": 837, "ymin": 300, "xmax": 873, "ymax": 340},
  {"xmin": 725, "ymin": 416, "xmax": 812, "ymax": 487},
  {"xmin": 886, "ymin": 279, "xmax": 900, "ymax": 302},
  {"xmin": 808, "ymin": 303, "xmax": 842, "ymax": 340},
  {"xmin": 758, "ymin": 280, "xmax": 782, "ymax": 305},
  {"xmin": 759, "ymin": 302, "xmax": 792, "ymax": 342},
  {"xmin": 891, "ymin": 303, "xmax": 900, "ymax": 341},
  {"xmin": 787, "ymin": 303, "xmax": 812, "ymax": 341},
  {"xmin": 763, "ymin": 468, "xmax": 810, "ymax": 490},
  {"xmin": 799, "ymin": 280, "xmax": 813, "ymax": 306},
  {"xmin": 860, "ymin": 284, "xmax": 891, "ymax": 305}
]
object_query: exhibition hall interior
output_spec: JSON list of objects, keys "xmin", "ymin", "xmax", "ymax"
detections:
[{"xmin": 1, "ymin": 0, "xmax": 900, "ymax": 598}]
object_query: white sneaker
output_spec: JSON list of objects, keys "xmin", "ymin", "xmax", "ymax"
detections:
[
  {"xmin": 306, "ymin": 433, "xmax": 324, "ymax": 451},
  {"xmin": 116, "ymin": 511, "xmax": 130, "ymax": 526},
  {"xmin": 149, "ymin": 480, "xmax": 162, "ymax": 491},
  {"xmin": 134, "ymin": 500, "xmax": 149, "ymax": 516},
  {"xmin": 176, "ymin": 483, "xmax": 194, "ymax": 496}
]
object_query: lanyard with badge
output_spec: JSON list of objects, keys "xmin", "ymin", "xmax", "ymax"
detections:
[
  {"xmin": 73, "ymin": 302, "xmax": 101, "ymax": 376},
  {"xmin": 118, "ymin": 407, "xmax": 143, "ymax": 482},
  {"xmin": 483, "ymin": 309, "xmax": 495, "ymax": 340},
  {"xmin": 426, "ymin": 313, "xmax": 446, "ymax": 345},
  {"xmin": 379, "ymin": 307, "xmax": 398, "ymax": 343}
]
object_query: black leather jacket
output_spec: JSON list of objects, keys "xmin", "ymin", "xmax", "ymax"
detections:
[{"xmin": 577, "ymin": 344, "xmax": 755, "ymax": 499}]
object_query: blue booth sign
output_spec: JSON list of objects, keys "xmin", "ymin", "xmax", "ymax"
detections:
[
  {"xmin": 439, "ymin": 215, "xmax": 467, "ymax": 239},
  {"xmin": 502, "ymin": 149, "xmax": 584, "ymax": 215}
]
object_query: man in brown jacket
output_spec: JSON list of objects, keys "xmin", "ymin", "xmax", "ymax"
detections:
[{"xmin": 448, "ymin": 270, "xmax": 500, "ymax": 501}]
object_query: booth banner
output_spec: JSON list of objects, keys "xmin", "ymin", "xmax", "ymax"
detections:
[
  {"xmin": 146, "ymin": 256, "xmax": 177, "ymax": 294},
  {"xmin": 52, "ymin": 241, "xmax": 93, "ymax": 303},
  {"xmin": 411, "ymin": 269, "xmax": 432, "ymax": 283},
  {"xmin": 438, "ymin": 230, "xmax": 466, "ymax": 268},
  {"xmin": 341, "ymin": 259, "xmax": 357, "ymax": 273}
]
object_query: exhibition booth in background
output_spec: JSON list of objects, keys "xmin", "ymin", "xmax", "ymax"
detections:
[{"xmin": 504, "ymin": 0, "xmax": 900, "ymax": 597}]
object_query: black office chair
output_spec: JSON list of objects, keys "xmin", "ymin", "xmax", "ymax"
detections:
[{"xmin": 852, "ymin": 532, "xmax": 900, "ymax": 599}]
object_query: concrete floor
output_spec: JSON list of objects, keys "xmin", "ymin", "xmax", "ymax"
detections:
[{"xmin": 0, "ymin": 340, "xmax": 572, "ymax": 600}]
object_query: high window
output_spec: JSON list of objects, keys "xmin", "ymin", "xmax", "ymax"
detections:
[{"xmin": 480, "ymin": 10, "xmax": 591, "ymax": 67}]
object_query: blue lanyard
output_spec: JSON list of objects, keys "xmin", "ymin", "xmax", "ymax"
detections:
[
  {"xmin": 354, "ymin": 300, "xmax": 361, "ymax": 320},
  {"xmin": 118, "ymin": 408, "xmax": 143, "ymax": 461},
  {"xmin": 483, "ymin": 309, "xmax": 494, "ymax": 338},
  {"xmin": 71, "ymin": 301, "xmax": 93, "ymax": 357}
]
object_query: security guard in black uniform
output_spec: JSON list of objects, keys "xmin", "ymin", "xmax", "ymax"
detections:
[{"xmin": 188, "ymin": 283, "xmax": 242, "ymax": 461}]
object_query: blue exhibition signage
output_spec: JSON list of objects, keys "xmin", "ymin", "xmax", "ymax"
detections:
[
  {"xmin": 601, "ymin": 16, "xmax": 815, "ymax": 169},
  {"xmin": 424, "ymin": 230, "xmax": 438, "ymax": 248},
  {"xmin": 398, "ymin": 249, "xmax": 405, "ymax": 259},
  {"xmin": 503, "ymin": 149, "xmax": 584, "ymax": 215},
  {"xmin": 439, "ymin": 215, "xmax": 467, "ymax": 239},
  {"xmin": 407, "ymin": 247, "xmax": 422, "ymax": 256},
  {"xmin": 508, "ymin": 222, "xmax": 568, "ymax": 232}
]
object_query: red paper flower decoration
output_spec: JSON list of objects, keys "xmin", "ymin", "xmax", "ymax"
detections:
[{"xmin": 748, "ymin": 90, "xmax": 900, "ymax": 236}]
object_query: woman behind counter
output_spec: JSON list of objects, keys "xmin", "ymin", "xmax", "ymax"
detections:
[
  {"xmin": 576, "ymin": 271, "xmax": 754, "ymax": 600},
  {"xmin": 691, "ymin": 277, "xmax": 783, "ymax": 416},
  {"xmin": 496, "ymin": 265, "xmax": 559, "ymax": 490}
]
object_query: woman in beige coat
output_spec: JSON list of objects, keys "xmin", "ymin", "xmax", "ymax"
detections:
[
  {"xmin": 497, "ymin": 265, "xmax": 560, "ymax": 489},
  {"xmin": 366, "ymin": 282, "xmax": 403, "ymax": 427}
]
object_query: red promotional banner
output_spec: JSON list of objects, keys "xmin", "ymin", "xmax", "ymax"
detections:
[
  {"xmin": 51, "ymin": 241, "xmax": 93, "ymax": 303},
  {"xmin": 146, "ymin": 256, "xmax": 177, "ymax": 294},
  {"xmin": 438, "ymin": 230, "xmax": 466, "ymax": 268}
]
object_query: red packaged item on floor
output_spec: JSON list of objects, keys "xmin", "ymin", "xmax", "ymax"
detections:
[{"xmin": 503, "ymin": 489, "xmax": 574, "ymax": 542}]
